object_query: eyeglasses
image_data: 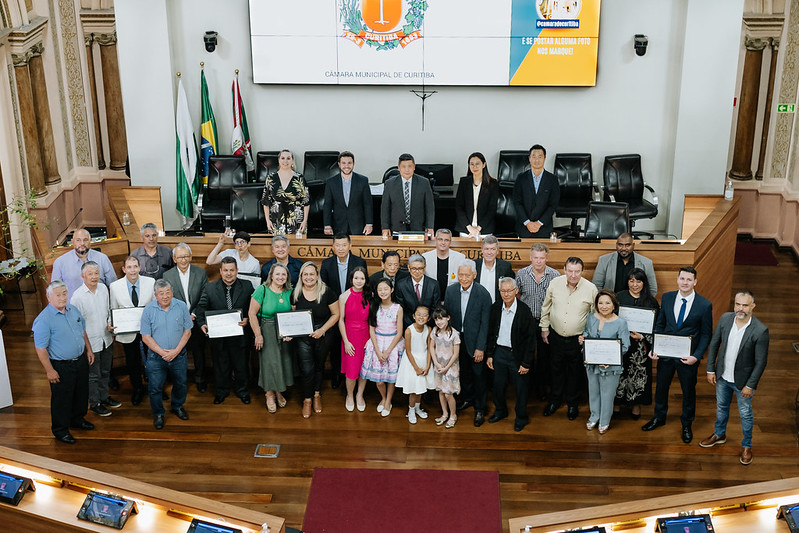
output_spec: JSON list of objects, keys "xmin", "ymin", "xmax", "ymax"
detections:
[
  {"xmin": 235, "ymin": 240, "xmax": 247, "ymax": 245},
  {"xmin": 174, "ymin": 255, "xmax": 191, "ymax": 260},
  {"xmin": 409, "ymin": 266, "xmax": 425, "ymax": 271},
  {"xmin": 499, "ymin": 288, "xmax": 516, "ymax": 294}
]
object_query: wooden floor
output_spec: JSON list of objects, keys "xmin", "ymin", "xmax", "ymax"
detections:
[{"xmin": 1, "ymin": 248, "xmax": 798, "ymax": 532}]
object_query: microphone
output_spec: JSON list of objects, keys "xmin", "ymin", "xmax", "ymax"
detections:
[{"xmin": 53, "ymin": 208, "xmax": 84, "ymax": 248}]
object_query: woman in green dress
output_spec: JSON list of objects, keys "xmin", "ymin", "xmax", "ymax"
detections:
[{"xmin": 249, "ymin": 263, "xmax": 293, "ymax": 413}]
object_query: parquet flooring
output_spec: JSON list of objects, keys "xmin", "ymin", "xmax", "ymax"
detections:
[{"xmin": 1, "ymin": 248, "xmax": 797, "ymax": 532}]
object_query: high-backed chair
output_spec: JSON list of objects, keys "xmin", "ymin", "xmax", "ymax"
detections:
[
  {"xmin": 583, "ymin": 201, "xmax": 630, "ymax": 240},
  {"xmin": 554, "ymin": 153, "xmax": 598, "ymax": 236},
  {"xmin": 494, "ymin": 188, "xmax": 518, "ymax": 237},
  {"xmin": 200, "ymin": 155, "xmax": 247, "ymax": 231},
  {"xmin": 602, "ymin": 154, "xmax": 658, "ymax": 238},
  {"xmin": 382, "ymin": 166, "xmax": 400, "ymax": 183},
  {"xmin": 303, "ymin": 151, "xmax": 340, "ymax": 183},
  {"xmin": 497, "ymin": 150, "xmax": 530, "ymax": 190},
  {"xmin": 255, "ymin": 151, "xmax": 279, "ymax": 183},
  {"xmin": 230, "ymin": 185, "xmax": 266, "ymax": 233},
  {"xmin": 305, "ymin": 180, "xmax": 327, "ymax": 236}
]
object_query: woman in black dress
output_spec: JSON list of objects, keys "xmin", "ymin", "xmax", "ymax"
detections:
[
  {"xmin": 615, "ymin": 267, "xmax": 659, "ymax": 419},
  {"xmin": 454, "ymin": 152, "xmax": 499, "ymax": 236},
  {"xmin": 260, "ymin": 149, "xmax": 310, "ymax": 235}
]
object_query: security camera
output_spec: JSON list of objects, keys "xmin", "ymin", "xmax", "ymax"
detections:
[
  {"xmin": 204, "ymin": 31, "xmax": 218, "ymax": 53},
  {"xmin": 634, "ymin": 34, "xmax": 648, "ymax": 56}
]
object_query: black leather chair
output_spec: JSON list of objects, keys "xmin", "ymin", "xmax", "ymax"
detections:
[
  {"xmin": 382, "ymin": 166, "xmax": 400, "ymax": 183},
  {"xmin": 303, "ymin": 151, "xmax": 340, "ymax": 183},
  {"xmin": 200, "ymin": 155, "xmax": 247, "ymax": 232},
  {"xmin": 494, "ymin": 188, "xmax": 518, "ymax": 237},
  {"xmin": 554, "ymin": 153, "xmax": 598, "ymax": 237},
  {"xmin": 584, "ymin": 201, "xmax": 630, "ymax": 240},
  {"xmin": 230, "ymin": 185, "xmax": 266, "ymax": 233},
  {"xmin": 602, "ymin": 154, "xmax": 658, "ymax": 238},
  {"xmin": 305, "ymin": 180, "xmax": 327, "ymax": 237},
  {"xmin": 497, "ymin": 150, "xmax": 530, "ymax": 190},
  {"xmin": 255, "ymin": 151, "xmax": 280, "ymax": 183}
]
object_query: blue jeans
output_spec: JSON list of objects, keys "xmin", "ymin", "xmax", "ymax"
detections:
[
  {"xmin": 714, "ymin": 377, "xmax": 753, "ymax": 448},
  {"xmin": 146, "ymin": 349, "xmax": 188, "ymax": 416}
]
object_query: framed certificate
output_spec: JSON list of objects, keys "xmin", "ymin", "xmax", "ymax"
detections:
[
  {"xmin": 618, "ymin": 306, "xmax": 656, "ymax": 334},
  {"xmin": 653, "ymin": 334, "xmax": 692, "ymax": 358},
  {"xmin": 275, "ymin": 310, "xmax": 313, "ymax": 338},
  {"xmin": 206, "ymin": 310, "xmax": 243, "ymax": 339},
  {"xmin": 583, "ymin": 338, "xmax": 622, "ymax": 365},
  {"xmin": 111, "ymin": 307, "xmax": 144, "ymax": 335}
]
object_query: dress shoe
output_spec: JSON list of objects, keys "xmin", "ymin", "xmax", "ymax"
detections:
[
  {"xmin": 331, "ymin": 374, "xmax": 342, "ymax": 389},
  {"xmin": 488, "ymin": 412, "xmax": 508, "ymax": 424},
  {"xmin": 103, "ymin": 396, "xmax": 122, "ymax": 409},
  {"xmin": 681, "ymin": 425, "xmax": 693, "ymax": 444},
  {"xmin": 171, "ymin": 407, "xmax": 189, "ymax": 420},
  {"xmin": 699, "ymin": 433, "xmax": 727, "ymax": 448},
  {"xmin": 641, "ymin": 418, "xmax": 665, "ymax": 431},
  {"xmin": 514, "ymin": 420, "xmax": 528, "ymax": 432},
  {"xmin": 71, "ymin": 419, "xmax": 95, "ymax": 430},
  {"xmin": 153, "ymin": 415, "xmax": 165, "ymax": 430},
  {"xmin": 108, "ymin": 376, "xmax": 120, "ymax": 391},
  {"xmin": 567, "ymin": 406, "xmax": 579, "ymax": 420},
  {"xmin": 56, "ymin": 433, "xmax": 76, "ymax": 444},
  {"xmin": 302, "ymin": 399, "xmax": 312, "ymax": 419},
  {"xmin": 740, "ymin": 447, "xmax": 753, "ymax": 465},
  {"xmin": 474, "ymin": 412, "xmax": 485, "ymax": 427},
  {"xmin": 240, "ymin": 394, "xmax": 251, "ymax": 404},
  {"xmin": 131, "ymin": 389, "xmax": 144, "ymax": 406},
  {"xmin": 196, "ymin": 382, "xmax": 207, "ymax": 393},
  {"xmin": 213, "ymin": 394, "xmax": 226, "ymax": 405},
  {"xmin": 542, "ymin": 403, "xmax": 559, "ymax": 417},
  {"xmin": 457, "ymin": 400, "xmax": 474, "ymax": 412}
]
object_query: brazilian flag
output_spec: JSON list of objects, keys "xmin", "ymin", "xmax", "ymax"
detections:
[{"xmin": 200, "ymin": 70, "xmax": 218, "ymax": 185}]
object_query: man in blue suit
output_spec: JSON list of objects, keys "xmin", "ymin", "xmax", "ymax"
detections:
[
  {"xmin": 513, "ymin": 144, "xmax": 560, "ymax": 238},
  {"xmin": 642, "ymin": 266, "xmax": 713, "ymax": 444}
]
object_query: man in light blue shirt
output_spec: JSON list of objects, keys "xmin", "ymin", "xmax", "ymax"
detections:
[{"xmin": 50, "ymin": 228, "xmax": 117, "ymax": 297}]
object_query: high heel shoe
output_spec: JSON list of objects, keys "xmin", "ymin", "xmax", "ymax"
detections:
[
  {"xmin": 276, "ymin": 395, "xmax": 287, "ymax": 408},
  {"xmin": 586, "ymin": 420, "xmax": 597, "ymax": 431},
  {"xmin": 313, "ymin": 393, "xmax": 322, "ymax": 413},
  {"xmin": 302, "ymin": 399, "xmax": 312, "ymax": 419},
  {"xmin": 265, "ymin": 394, "xmax": 277, "ymax": 414},
  {"xmin": 598, "ymin": 425, "xmax": 609, "ymax": 434}
]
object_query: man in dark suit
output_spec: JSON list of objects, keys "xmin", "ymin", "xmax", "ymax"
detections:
[
  {"xmin": 196, "ymin": 257, "xmax": 255, "ymax": 405},
  {"xmin": 260, "ymin": 235, "xmax": 303, "ymax": 285},
  {"xmin": 381, "ymin": 153, "xmax": 435, "ymax": 238},
  {"xmin": 445, "ymin": 260, "xmax": 492, "ymax": 427},
  {"xmin": 162, "ymin": 243, "xmax": 209, "ymax": 392},
  {"xmin": 368, "ymin": 250, "xmax": 409, "ymax": 288},
  {"xmin": 320, "ymin": 234, "xmax": 368, "ymax": 387},
  {"xmin": 323, "ymin": 151, "xmax": 374, "ymax": 236},
  {"xmin": 512, "ymin": 144, "xmax": 560, "ymax": 238},
  {"xmin": 642, "ymin": 266, "xmax": 713, "ymax": 444},
  {"xmin": 396, "ymin": 254, "xmax": 441, "ymax": 330},
  {"xmin": 699, "ymin": 290, "xmax": 768, "ymax": 465},
  {"xmin": 486, "ymin": 277, "xmax": 535, "ymax": 432},
  {"xmin": 475, "ymin": 235, "xmax": 515, "ymax": 303}
]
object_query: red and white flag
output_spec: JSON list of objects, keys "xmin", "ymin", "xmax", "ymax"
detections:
[{"xmin": 231, "ymin": 72, "xmax": 254, "ymax": 172}]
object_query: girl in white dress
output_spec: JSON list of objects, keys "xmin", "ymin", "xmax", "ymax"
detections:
[{"xmin": 395, "ymin": 305, "xmax": 432, "ymax": 424}]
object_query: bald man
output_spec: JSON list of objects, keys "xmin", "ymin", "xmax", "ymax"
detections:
[{"xmin": 51, "ymin": 228, "xmax": 117, "ymax": 298}]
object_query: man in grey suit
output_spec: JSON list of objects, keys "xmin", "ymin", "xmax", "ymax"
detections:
[
  {"xmin": 162, "ymin": 243, "xmax": 209, "ymax": 392},
  {"xmin": 592, "ymin": 233, "xmax": 657, "ymax": 296},
  {"xmin": 381, "ymin": 153, "xmax": 435, "ymax": 238},
  {"xmin": 699, "ymin": 290, "xmax": 768, "ymax": 466},
  {"xmin": 323, "ymin": 151, "xmax": 373, "ymax": 236}
]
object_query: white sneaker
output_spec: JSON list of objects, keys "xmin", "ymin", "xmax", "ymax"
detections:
[
  {"xmin": 381, "ymin": 404, "xmax": 392, "ymax": 417},
  {"xmin": 415, "ymin": 403, "xmax": 428, "ymax": 419},
  {"xmin": 407, "ymin": 408, "xmax": 417, "ymax": 424}
]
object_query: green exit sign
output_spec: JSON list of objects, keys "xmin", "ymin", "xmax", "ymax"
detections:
[{"xmin": 778, "ymin": 104, "xmax": 796, "ymax": 113}]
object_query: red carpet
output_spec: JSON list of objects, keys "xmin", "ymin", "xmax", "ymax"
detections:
[
  {"xmin": 302, "ymin": 468, "xmax": 502, "ymax": 533},
  {"xmin": 734, "ymin": 242, "xmax": 778, "ymax": 266}
]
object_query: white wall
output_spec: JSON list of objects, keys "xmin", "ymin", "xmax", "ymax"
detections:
[{"xmin": 117, "ymin": 0, "xmax": 744, "ymax": 234}]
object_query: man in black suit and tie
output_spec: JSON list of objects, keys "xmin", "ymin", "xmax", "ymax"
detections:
[
  {"xmin": 445, "ymin": 260, "xmax": 493, "ymax": 427},
  {"xmin": 642, "ymin": 266, "xmax": 713, "ymax": 444},
  {"xmin": 513, "ymin": 144, "xmax": 560, "ymax": 238},
  {"xmin": 196, "ymin": 257, "xmax": 255, "ymax": 405},
  {"xmin": 396, "ymin": 254, "xmax": 440, "ymax": 330},
  {"xmin": 323, "ymin": 151, "xmax": 374, "ymax": 236},
  {"xmin": 320, "ymin": 234, "xmax": 368, "ymax": 387},
  {"xmin": 486, "ymin": 277, "xmax": 535, "ymax": 432},
  {"xmin": 368, "ymin": 250, "xmax": 409, "ymax": 288},
  {"xmin": 699, "ymin": 290, "xmax": 768, "ymax": 466},
  {"xmin": 475, "ymin": 235, "xmax": 515, "ymax": 304},
  {"xmin": 162, "ymin": 243, "xmax": 209, "ymax": 393},
  {"xmin": 381, "ymin": 153, "xmax": 435, "ymax": 238}
]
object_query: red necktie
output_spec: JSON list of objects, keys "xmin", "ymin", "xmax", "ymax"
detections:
[{"xmin": 415, "ymin": 283, "xmax": 421, "ymax": 301}]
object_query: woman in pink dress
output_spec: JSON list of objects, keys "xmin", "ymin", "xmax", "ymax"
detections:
[{"xmin": 338, "ymin": 266, "xmax": 371, "ymax": 412}]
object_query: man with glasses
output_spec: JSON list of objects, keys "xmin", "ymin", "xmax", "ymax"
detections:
[
  {"xmin": 396, "ymin": 254, "xmax": 441, "ymax": 329},
  {"xmin": 130, "ymin": 223, "xmax": 174, "ymax": 280},
  {"xmin": 206, "ymin": 231, "xmax": 261, "ymax": 289}
]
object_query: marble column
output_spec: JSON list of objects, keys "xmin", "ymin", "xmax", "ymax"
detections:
[
  {"xmin": 85, "ymin": 34, "xmax": 106, "ymax": 170},
  {"xmin": 756, "ymin": 38, "xmax": 779, "ymax": 180},
  {"xmin": 12, "ymin": 54, "xmax": 47, "ymax": 197},
  {"xmin": 728, "ymin": 36, "xmax": 768, "ymax": 181},
  {"xmin": 96, "ymin": 33, "xmax": 128, "ymax": 171},
  {"xmin": 27, "ymin": 44, "xmax": 60, "ymax": 185}
]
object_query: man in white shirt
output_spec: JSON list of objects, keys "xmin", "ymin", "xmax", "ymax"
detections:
[
  {"xmin": 206, "ymin": 231, "xmax": 261, "ymax": 289},
  {"xmin": 70, "ymin": 261, "xmax": 120, "ymax": 417},
  {"xmin": 475, "ymin": 235, "xmax": 514, "ymax": 303},
  {"xmin": 422, "ymin": 229, "xmax": 465, "ymax": 303}
]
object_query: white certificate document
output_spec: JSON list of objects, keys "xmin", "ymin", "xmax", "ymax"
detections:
[
  {"xmin": 206, "ymin": 310, "xmax": 244, "ymax": 339},
  {"xmin": 653, "ymin": 334, "xmax": 693, "ymax": 358},
  {"xmin": 276, "ymin": 310, "xmax": 314, "ymax": 338},
  {"xmin": 238, "ymin": 272, "xmax": 261, "ymax": 290},
  {"xmin": 111, "ymin": 307, "xmax": 144, "ymax": 335},
  {"xmin": 583, "ymin": 339, "xmax": 622, "ymax": 365},
  {"xmin": 618, "ymin": 306, "xmax": 656, "ymax": 334}
]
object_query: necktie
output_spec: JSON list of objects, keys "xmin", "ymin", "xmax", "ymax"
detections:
[
  {"xmin": 131, "ymin": 285, "xmax": 139, "ymax": 307},
  {"xmin": 403, "ymin": 180, "xmax": 411, "ymax": 225},
  {"xmin": 676, "ymin": 297, "xmax": 687, "ymax": 328},
  {"xmin": 225, "ymin": 285, "xmax": 233, "ymax": 310},
  {"xmin": 415, "ymin": 283, "xmax": 421, "ymax": 301}
]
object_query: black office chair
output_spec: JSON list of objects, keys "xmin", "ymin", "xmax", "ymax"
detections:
[
  {"xmin": 602, "ymin": 154, "xmax": 658, "ymax": 239},
  {"xmin": 382, "ymin": 166, "xmax": 400, "ymax": 183},
  {"xmin": 255, "ymin": 151, "xmax": 279, "ymax": 183},
  {"xmin": 305, "ymin": 180, "xmax": 327, "ymax": 237},
  {"xmin": 554, "ymin": 153, "xmax": 598, "ymax": 237},
  {"xmin": 494, "ymin": 188, "xmax": 518, "ymax": 237},
  {"xmin": 230, "ymin": 185, "xmax": 266, "ymax": 233},
  {"xmin": 200, "ymin": 155, "xmax": 247, "ymax": 232},
  {"xmin": 584, "ymin": 201, "xmax": 630, "ymax": 240},
  {"xmin": 497, "ymin": 150, "xmax": 530, "ymax": 190},
  {"xmin": 303, "ymin": 151, "xmax": 340, "ymax": 183}
]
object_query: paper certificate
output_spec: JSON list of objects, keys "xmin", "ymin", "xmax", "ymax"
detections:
[
  {"xmin": 111, "ymin": 307, "xmax": 144, "ymax": 335},
  {"xmin": 206, "ymin": 310, "xmax": 244, "ymax": 339},
  {"xmin": 276, "ymin": 310, "xmax": 314, "ymax": 338},
  {"xmin": 653, "ymin": 334, "xmax": 693, "ymax": 358},
  {"xmin": 618, "ymin": 306, "xmax": 656, "ymax": 334},
  {"xmin": 583, "ymin": 339, "xmax": 622, "ymax": 365},
  {"xmin": 238, "ymin": 272, "xmax": 261, "ymax": 290}
]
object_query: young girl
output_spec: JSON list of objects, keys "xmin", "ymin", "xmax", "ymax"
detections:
[
  {"xmin": 338, "ymin": 267, "xmax": 371, "ymax": 412},
  {"xmin": 394, "ymin": 305, "xmax": 433, "ymax": 424},
  {"xmin": 361, "ymin": 279, "xmax": 405, "ymax": 417},
  {"xmin": 429, "ymin": 306, "xmax": 461, "ymax": 428}
]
